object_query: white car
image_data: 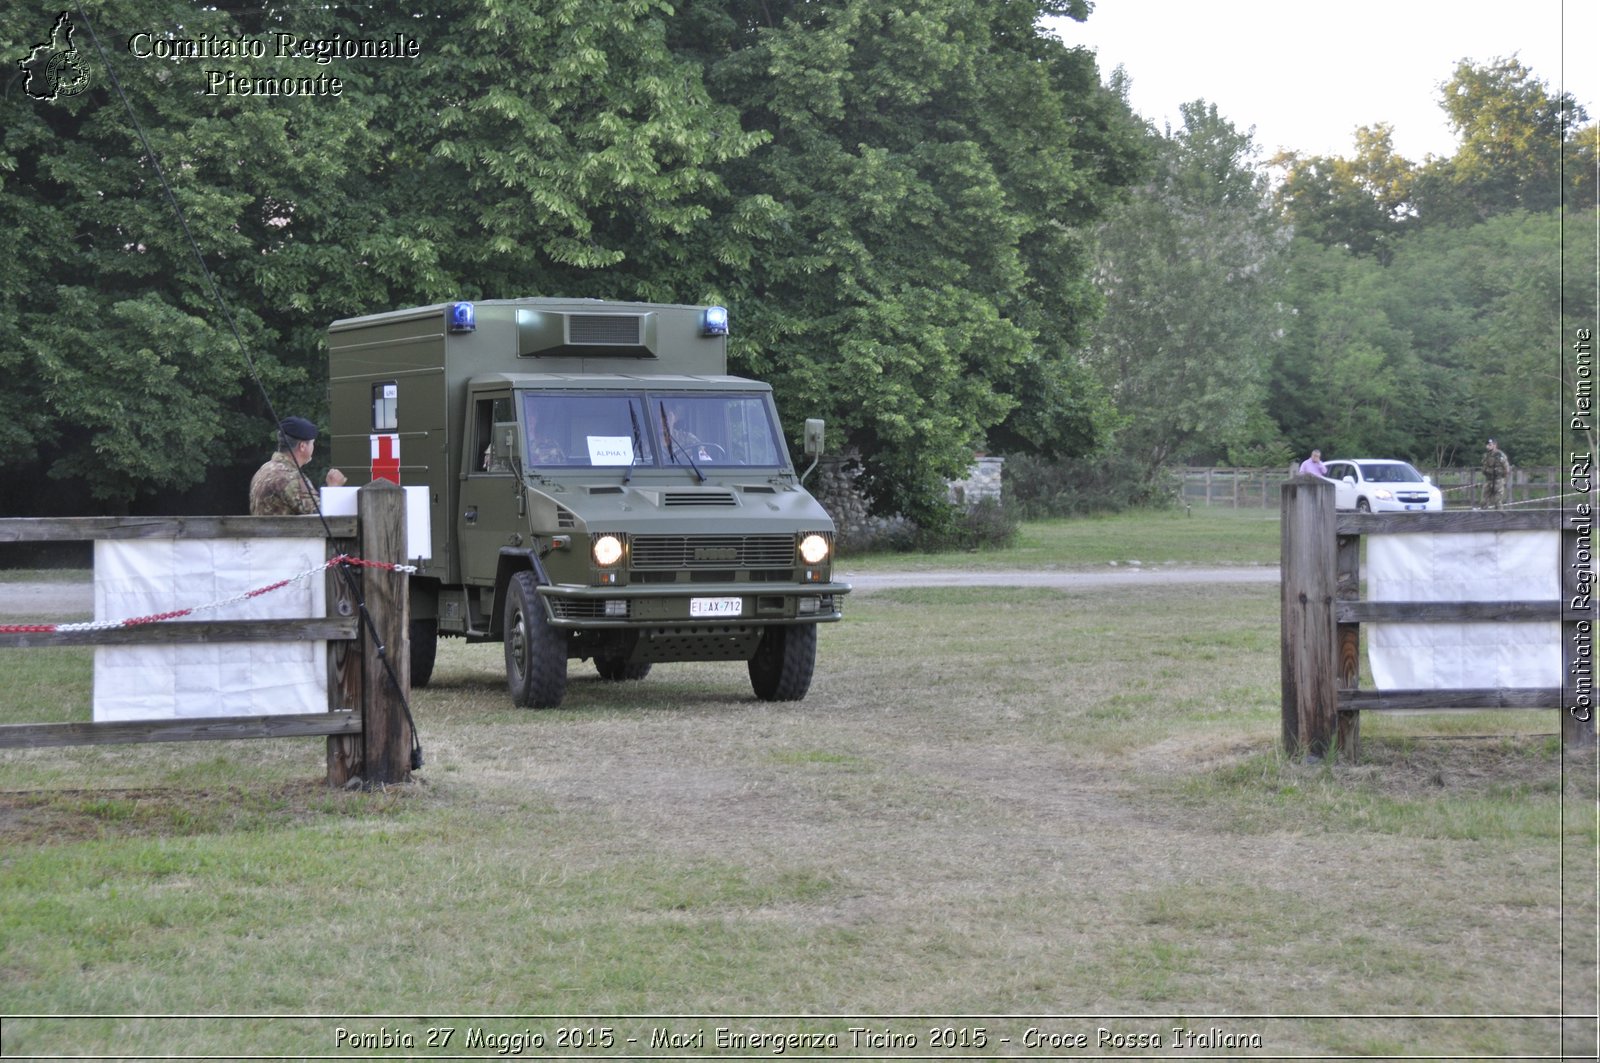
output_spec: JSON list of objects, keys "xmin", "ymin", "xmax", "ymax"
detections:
[{"xmin": 1324, "ymin": 459, "xmax": 1443, "ymax": 512}]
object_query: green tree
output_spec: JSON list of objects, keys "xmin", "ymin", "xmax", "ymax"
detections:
[
  {"xmin": 2, "ymin": 2, "xmax": 368, "ymax": 512},
  {"xmin": 1270, "ymin": 239, "xmax": 1432, "ymax": 461},
  {"xmin": 1273, "ymin": 124, "xmax": 1419, "ymax": 262},
  {"xmin": 669, "ymin": 0, "xmax": 1145, "ymax": 519},
  {"xmin": 1380, "ymin": 210, "xmax": 1577, "ymax": 466},
  {"xmin": 1271, "ymin": 211, "xmax": 1579, "ymax": 468},
  {"xmin": 1407, "ymin": 56, "xmax": 1588, "ymax": 228},
  {"xmin": 1086, "ymin": 101, "xmax": 1289, "ymax": 479},
  {"xmin": 1, "ymin": 0, "xmax": 756, "ymax": 512},
  {"xmin": 1437, "ymin": 55, "xmax": 1581, "ymax": 218}
]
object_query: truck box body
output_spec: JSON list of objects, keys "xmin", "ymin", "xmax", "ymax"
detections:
[{"xmin": 327, "ymin": 298, "xmax": 847, "ymax": 707}]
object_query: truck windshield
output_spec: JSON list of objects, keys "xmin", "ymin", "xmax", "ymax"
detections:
[
  {"xmin": 520, "ymin": 393, "xmax": 655, "ymax": 468},
  {"xmin": 653, "ymin": 393, "xmax": 784, "ymax": 468},
  {"xmin": 517, "ymin": 391, "xmax": 785, "ymax": 469}
]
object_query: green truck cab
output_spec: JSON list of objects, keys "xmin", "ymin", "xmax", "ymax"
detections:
[{"xmin": 327, "ymin": 298, "xmax": 848, "ymax": 708}]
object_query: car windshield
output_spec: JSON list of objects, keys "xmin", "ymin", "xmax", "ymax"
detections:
[
  {"xmin": 518, "ymin": 391, "xmax": 784, "ymax": 469},
  {"xmin": 1358, "ymin": 462, "xmax": 1425, "ymax": 484}
]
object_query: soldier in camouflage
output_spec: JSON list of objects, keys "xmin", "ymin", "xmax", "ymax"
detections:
[
  {"xmin": 249, "ymin": 416, "xmax": 347, "ymax": 515},
  {"xmin": 1480, "ymin": 438, "xmax": 1511, "ymax": 510}
]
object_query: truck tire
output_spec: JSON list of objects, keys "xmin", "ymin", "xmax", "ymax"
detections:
[
  {"xmin": 410, "ymin": 618, "xmax": 438, "ymax": 688},
  {"xmin": 595, "ymin": 657, "xmax": 652, "ymax": 681},
  {"xmin": 504, "ymin": 571, "xmax": 567, "ymax": 708},
  {"xmin": 747, "ymin": 623, "xmax": 817, "ymax": 701}
]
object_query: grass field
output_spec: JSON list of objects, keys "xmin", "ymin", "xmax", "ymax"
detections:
[{"xmin": 1, "ymin": 510, "xmax": 1594, "ymax": 1058}]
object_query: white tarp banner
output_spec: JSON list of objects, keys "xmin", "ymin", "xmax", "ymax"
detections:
[
  {"xmin": 317, "ymin": 485, "xmax": 431, "ymax": 560},
  {"xmin": 92, "ymin": 538, "xmax": 328, "ymax": 721},
  {"xmin": 1366, "ymin": 530, "xmax": 1561, "ymax": 691}
]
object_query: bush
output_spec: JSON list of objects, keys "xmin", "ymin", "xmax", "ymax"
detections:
[
  {"xmin": 833, "ymin": 499, "xmax": 1019, "ymax": 557},
  {"xmin": 1003, "ymin": 452, "xmax": 1178, "ymax": 518},
  {"xmin": 911, "ymin": 498, "xmax": 1020, "ymax": 553}
]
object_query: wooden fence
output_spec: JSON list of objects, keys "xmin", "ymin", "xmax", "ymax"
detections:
[
  {"xmin": 0, "ymin": 481, "xmax": 413, "ymax": 786},
  {"xmin": 1182, "ymin": 465, "xmax": 1569, "ymax": 510},
  {"xmin": 1280, "ymin": 476, "xmax": 1593, "ymax": 760}
]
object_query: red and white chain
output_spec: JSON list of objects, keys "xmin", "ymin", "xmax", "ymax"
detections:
[{"xmin": 0, "ymin": 555, "xmax": 416, "ymax": 635}]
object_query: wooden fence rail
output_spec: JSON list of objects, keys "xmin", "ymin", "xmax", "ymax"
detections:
[
  {"xmin": 1280, "ymin": 476, "xmax": 1593, "ymax": 760},
  {"xmin": 0, "ymin": 481, "xmax": 412, "ymax": 786},
  {"xmin": 1183, "ymin": 465, "xmax": 1570, "ymax": 510}
]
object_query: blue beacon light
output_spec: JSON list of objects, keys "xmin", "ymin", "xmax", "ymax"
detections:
[
  {"xmin": 448, "ymin": 301, "xmax": 476, "ymax": 332},
  {"xmin": 702, "ymin": 305, "xmax": 730, "ymax": 336}
]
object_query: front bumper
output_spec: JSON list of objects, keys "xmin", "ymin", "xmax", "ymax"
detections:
[
  {"xmin": 536, "ymin": 581, "xmax": 851, "ymax": 628},
  {"xmin": 1368, "ymin": 495, "xmax": 1442, "ymax": 512}
]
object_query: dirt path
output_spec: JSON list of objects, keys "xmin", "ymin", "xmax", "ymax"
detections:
[
  {"xmin": 0, "ymin": 582, "xmax": 92, "ymax": 618},
  {"xmin": 841, "ymin": 564, "xmax": 1278, "ymax": 594},
  {"xmin": 0, "ymin": 565, "xmax": 1279, "ymax": 619}
]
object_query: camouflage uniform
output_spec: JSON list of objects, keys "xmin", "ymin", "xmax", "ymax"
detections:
[
  {"xmin": 249, "ymin": 451, "xmax": 320, "ymax": 515},
  {"xmin": 1481, "ymin": 444, "xmax": 1511, "ymax": 510}
]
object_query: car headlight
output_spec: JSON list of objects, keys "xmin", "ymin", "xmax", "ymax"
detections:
[
  {"xmin": 798, "ymin": 533, "xmax": 830, "ymax": 565},
  {"xmin": 1374, "ymin": 489, "xmax": 1394, "ymax": 500},
  {"xmin": 592, "ymin": 534, "xmax": 624, "ymax": 567}
]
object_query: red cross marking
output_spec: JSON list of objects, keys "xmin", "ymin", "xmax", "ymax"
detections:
[{"xmin": 370, "ymin": 433, "xmax": 401, "ymax": 484}]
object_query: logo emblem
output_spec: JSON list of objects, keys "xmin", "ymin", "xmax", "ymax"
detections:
[{"xmin": 18, "ymin": 12, "xmax": 91, "ymax": 101}]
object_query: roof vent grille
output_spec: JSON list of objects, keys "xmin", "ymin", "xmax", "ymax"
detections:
[{"xmin": 569, "ymin": 314, "xmax": 642, "ymax": 346}]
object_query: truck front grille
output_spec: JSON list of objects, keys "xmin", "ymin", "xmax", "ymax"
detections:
[{"xmin": 630, "ymin": 534, "xmax": 795, "ymax": 570}]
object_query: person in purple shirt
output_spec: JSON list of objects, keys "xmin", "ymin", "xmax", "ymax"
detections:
[{"xmin": 1298, "ymin": 449, "xmax": 1328, "ymax": 478}]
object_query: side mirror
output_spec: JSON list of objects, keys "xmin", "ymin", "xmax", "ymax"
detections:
[
  {"xmin": 799, "ymin": 419, "xmax": 826, "ymax": 484},
  {"xmin": 803, "ymin": 418, "xmax": 825, "ymax": 458},
  {"xmin": 1343, "ymin": 475, "xmax": 1355, "ymax": 486},
  {"xmin": 1423, "ymin": 474, "xmax": 1433, "ymax": 484}
]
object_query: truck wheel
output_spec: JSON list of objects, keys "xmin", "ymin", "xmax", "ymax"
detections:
[
  {"xmin": 595, "ymin": 657, "xmax": 652, "ymax": 681},
  {"xmin": 747, "ymin": 623, "xmax": 817, "ymax": 701},
  {"xmin": 504, "ymin": 571, "xmax": 567, "ymax": 708},
  {"xmin": 410, "ymin": 618, "xmax": 438, "ymax": 688}
]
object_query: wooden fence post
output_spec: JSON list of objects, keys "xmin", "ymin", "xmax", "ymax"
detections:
[
  {"xmin": 1334, "ymin": 529, "xmax": 1363, "ymax": 760},
  {"xmin": 1281, "ymin": 476, "xmax": 1339, "ymax": 759},
  {"xmin": 358, "ymin": 480, "xmax": 412, "ymax": 786},
  {"xmin": 326, "ymin": 524, "xmax": 362, "ymax": 788}
]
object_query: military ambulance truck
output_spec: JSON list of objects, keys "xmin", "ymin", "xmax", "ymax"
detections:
[{"xmin": 327, "ymin": 298, "xmax": 848, "ymax": 709}]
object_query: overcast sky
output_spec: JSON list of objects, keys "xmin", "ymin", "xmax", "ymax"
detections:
[{"xmin": 1047, "ymin": 0, "xmax": 1597, "ymax": 163}]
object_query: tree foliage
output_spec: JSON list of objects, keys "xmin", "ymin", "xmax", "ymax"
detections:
[
  {"xmin": 1273, "ymin": 210, "xmax": 1585, "ymax": 468},
  {"xmin": 3, "ymin": 0, "xmax": 1141, "ymax": 521},
  {"xmin": 1272, "ymin": 124, "xmax": 1420, "ymax": 263},
  {"xmin": 1264, "ymin": 57, "xmax": 1590, "ymax": 472},
  {"xmin": 1085, "ymin": 101, "xmax": 1289, "ymax": 478},
  {"xmin": 668, "ymin": 0, "xmax": 1144, "ymax": 517},
  {"xmin": 3, "ymin": 7, "xmax": 1583, "ymax": 522}
]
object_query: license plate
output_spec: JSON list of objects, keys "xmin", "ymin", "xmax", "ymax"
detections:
[{"xmin": 690, "ymin": 596, "xmax": 743, "ymax": 618}]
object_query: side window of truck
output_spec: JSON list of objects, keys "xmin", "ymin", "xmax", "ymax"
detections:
[
  {"xmin": 372, "ymin": 382, "xmax": 398, "ymax": 430},
  {"xmin": 474, "ymin": 396, "xmax": 515, "ymax": 473}
]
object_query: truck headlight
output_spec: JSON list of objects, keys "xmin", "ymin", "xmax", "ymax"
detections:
[
  {"xmin": 592, "ymin": 534, "xmax": 625, "ymax": 567},
  {"xmin": 798, "ymin": 533, "xmax": 830, "ymax": 565}
]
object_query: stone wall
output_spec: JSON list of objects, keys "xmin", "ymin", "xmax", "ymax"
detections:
[
  {"xmin": 807, "ymin": 451, "xmax": 876, "ymax": 543},
  {"xmin": 808, "ymin": 451, "xmax": 1004, "ymax": 550},
  {"xmin": 947, "ymin": 455, "xmax": 1004, "ymax": 507}
]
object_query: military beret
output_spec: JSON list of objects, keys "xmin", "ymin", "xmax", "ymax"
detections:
[{"xmin": 279, "ymin": 416, "xmax": 319, "ymax": 441}]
